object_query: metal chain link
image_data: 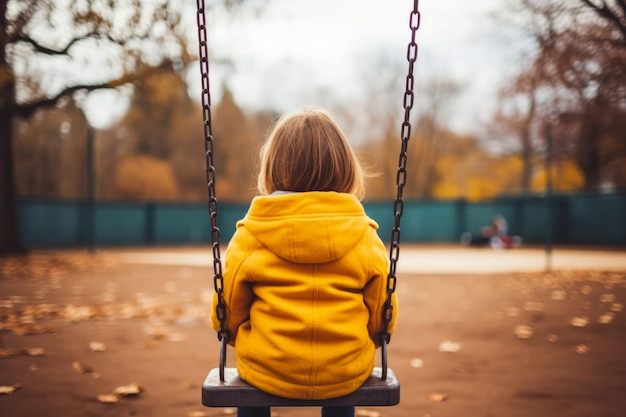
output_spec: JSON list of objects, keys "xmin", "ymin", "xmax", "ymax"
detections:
[
  {"xmin": 196, "ymin": 1, "xmax": 230, "ymax": 352},
  {"xmin": 379, "ymin": 0, "xmax": 420, "ymax": 380}
]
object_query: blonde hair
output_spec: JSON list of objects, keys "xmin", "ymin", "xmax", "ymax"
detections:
[{"xmin": 257, "ymin": 109, "xmax": 365, "ymax": 199}]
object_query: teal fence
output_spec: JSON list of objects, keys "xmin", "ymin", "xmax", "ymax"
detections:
[{"xmin": 17, "ymin": 191, "xmax": 626, "ymax": 248}]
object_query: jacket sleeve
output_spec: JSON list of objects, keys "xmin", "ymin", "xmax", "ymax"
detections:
[
  {"xmin": 363, "ymin": 230, "xmax": 398, "ymax": 347},
  {"xmin": 210, "ymin": 228, "xmax": 255, "ymax": 345}
]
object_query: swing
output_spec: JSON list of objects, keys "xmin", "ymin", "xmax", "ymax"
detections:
[{"xmin": 195, "ymin": 0, "xmax": 421, "ymax": 408}]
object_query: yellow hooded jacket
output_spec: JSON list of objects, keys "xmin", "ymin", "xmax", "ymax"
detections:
[{"xmin": 211, "ymin": 191, "xmax": 398, "ymax": 400}]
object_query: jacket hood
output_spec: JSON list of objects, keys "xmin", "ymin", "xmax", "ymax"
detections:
[{"xmin": 239, "ymin": 192, "xmax": 378, "ymax": 264}]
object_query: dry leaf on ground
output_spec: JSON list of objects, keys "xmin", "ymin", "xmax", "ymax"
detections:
[
  {"xmin": 514, "ymin": 325, "xmax": 534, "ymax": 339},
  {"xmin": 410, "ymin": 358, "xmax": 424, "ymax": 368},
  {"xmin": 97, "ymin": 394, "xmax": 119, "ymax": 403},
  {"xmin": 428, "ymin": 393, "xmax": 448, "ymax": 402},
  {"xmin": 113, "ymin": 383, "xmax": 143, "ymax": 396},
  {"xmin": 89, "ymin": 341, "xmax": 106, "ymax": 352},
  {"xmin": 574, "ymin": 344, "xmax": 590, "ymax": 355},
  {"xmin": 72, "ymin": 361, "xmax": 95, "ymax": 374},
  {"xmin": 23, "ymin": 347, "xmax": 45, "ymax": 356},
  {"xmin": 356, "ymin": 410, "xmax": 382, "ymax": 417},
  {"xmin": 438, "ymin": 340, "xmax": 461, "ymax": 353},
  {"xmin": 570, "ymin": 316, "xmax": 590, "ymax": 327},
  {"xmin": 188, "ymin": 412, "xmax": 209, "ymax": 417},
  {"xmin": 0, "ymin": 384, "xmax": 22, "ymax": 395},
  {"xmin": 0, "ymin": 349, "xmax": 19, "ymax": 358}
]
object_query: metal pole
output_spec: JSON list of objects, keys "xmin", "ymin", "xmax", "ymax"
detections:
[
  {"xmin": 544, "ymin": 123, "xmax": 553, "ymax": 271},
  {"xmin": 86, "ymin": 126, "xmax": 95, "ymax": 254}
]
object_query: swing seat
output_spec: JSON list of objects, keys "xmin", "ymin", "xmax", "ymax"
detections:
[{"xmin": 202, "ymin": 367, "xmax": 400, "ymax": 407}]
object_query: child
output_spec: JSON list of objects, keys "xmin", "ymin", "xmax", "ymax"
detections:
[{"xmin": 211, "ymin": 109, "xmax": 398, "ymax": 417}]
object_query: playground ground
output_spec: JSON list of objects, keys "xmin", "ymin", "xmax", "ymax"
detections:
[{"xmin": 1, "ymin": 244, "xmax": 625, "ymax": 417}]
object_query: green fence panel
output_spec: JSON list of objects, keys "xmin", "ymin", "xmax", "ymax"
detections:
[
  {"xmin": 94, "ymin": 203, "xmax": 147, "ymax": 246},
  {"xmin": 15, "ymin": 192, "xmax": 626, "ymax": 248},
  {"xmin": 154, "ymin": 204, "xmax": 209, "ymax": 244},
  {"xmin": 567, "ymin": 193, "xmax": 625, "ymax": 245},
  {"xmin": 216, "ymin": 203, "xmax": 249, "ymax": 243},
  {"xmin": 362, "ymin": 201, "xmax": 394, "ymax": 242},
  {"xmin": 404, "ymin": 200, "xmax": 460, "ymax": 242},
  {"xmin": 18, "ymin": 200, "xmax": 82, "ymax": 247},
  {"xmin": 518, "ymin": 199, "xmax": 549, "ymax": 244}
]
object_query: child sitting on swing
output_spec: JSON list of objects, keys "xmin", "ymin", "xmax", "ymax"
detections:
[{"xmin": 211, "ymin": 108, "xmax": 398, "ymax": 417}]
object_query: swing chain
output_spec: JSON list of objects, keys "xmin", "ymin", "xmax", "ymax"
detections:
[
  {"xmin": 196, "ymin": 0, "xmax": 230, "ymax": 346},
  {"xmin": 379, "ymin": 0, "xmax": 420, "ymax": 377}
]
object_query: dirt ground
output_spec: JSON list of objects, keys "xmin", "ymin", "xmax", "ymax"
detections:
[{"xmin": 1, "ymin": 246, "xmax": 625, "ymax": 417}]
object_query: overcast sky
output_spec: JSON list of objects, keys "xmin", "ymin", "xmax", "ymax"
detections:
[
  {"xmin": 86, "ymin": 0, "xmax": 526, "ymax": 135},
  {"xmin": 200, "ymin": 0, "xmax": 522, "ymax": 135}
]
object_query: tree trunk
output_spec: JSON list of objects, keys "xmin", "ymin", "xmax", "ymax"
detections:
[
  {"xmin": 0, "ymin": 2, "xmax": 26, "ymax": 254},
  {"xmin": 0, "ymin": 108, "xmax": 25, "ymax": 255},
  {"xmin": 577, "ymin": 116, "xmax": 603, "ymax": 191}
]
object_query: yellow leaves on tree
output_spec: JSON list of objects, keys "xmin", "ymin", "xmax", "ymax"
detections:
[
  {"xmin": 114, "ymin": 156, "xmax": 179, "ymax": 201},
  {"xmin": 531, "ymin": 161, "xmax": 585, "ymax": 192}
]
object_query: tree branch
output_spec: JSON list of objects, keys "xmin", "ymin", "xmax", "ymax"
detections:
[
  {"xmin": 580, "ymin": 0, "xmax": 626, "ymax": 44},
  {"xmin": 12, "ymin": 60, "xmax": 174, "ymax": 118},
  {"xmin": 13, "ymin": 33, "xmax": 121, "ymax": 55}
]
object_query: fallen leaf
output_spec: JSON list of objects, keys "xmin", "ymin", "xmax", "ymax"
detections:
[
  {"xmin": 356, "ymin": 410, "xmax": 382, "ymax": 417},
  {"xmin": 89, "ymin": 341, "xmax": 106, "ymax": 352},
  {"xmin": 428, "ymin": 393, "xmax": 448, "ymax": 402},
  {"xmin": 611, "ymin": 303, "xmax": 624, "ymax": 313},
  {"xmin": 23, "ymin": 347, "xmax": 45, "ymax": 356},
  {"xmin": 570, "ymin": 316, "xmax": 590, "ymax": 327},
  {"xmin": 97, "ymin": 394, "xmax": 119, "ymax": 403},
  {"xmin": 597, "ymin": 313, "xmax": 614, "ymax": 324},
  {"xmin": 188, "ymin": 412, "xmax": 209, "ymax": 417},
  {"xmin": 410, "ymin": 358, "xmax": 424, "ymax": 368},
  {"xmin": 0, "ymin": 349, "xmax": 19, "ymax": 358},
  {"xmin": 113, "ymin": 383, "xmax": 142, "ymax": 396},
  {"xmin": 551, "ymin": 290, "xmax": 567, "ymax": 301},
  {"xmin": 438, "ymin": 340, "xmax": 461, "ymax": 353},
  {"xmin": 514, "ymin": 325, "xmax": 534, "ymax": 339},
  {"xmin": 547, "ymin": 334, "xmax": 558, "ymax": 343},
  {"xmin": 72, "ymin": 361, "xmax": 95, "ymax": 374},
  {"xmin": 574, "ymin": 344, "xmax": 589, "ymax": 355},
  {"xmin": 0, "ymin": 383, "xmax": 21, "ymax": 395}
]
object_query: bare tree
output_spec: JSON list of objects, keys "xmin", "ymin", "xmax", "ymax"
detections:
[
  {"xmin": 411, "ymin": 77, "xmax": 462, "ymax": 198},
  {"xmin": 497, "ymin": 0, "xmax": 626, "ymax": 190},
  {"xmin": 487, "ymin": 66, "xmax": 542, "ymax": 193}
]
